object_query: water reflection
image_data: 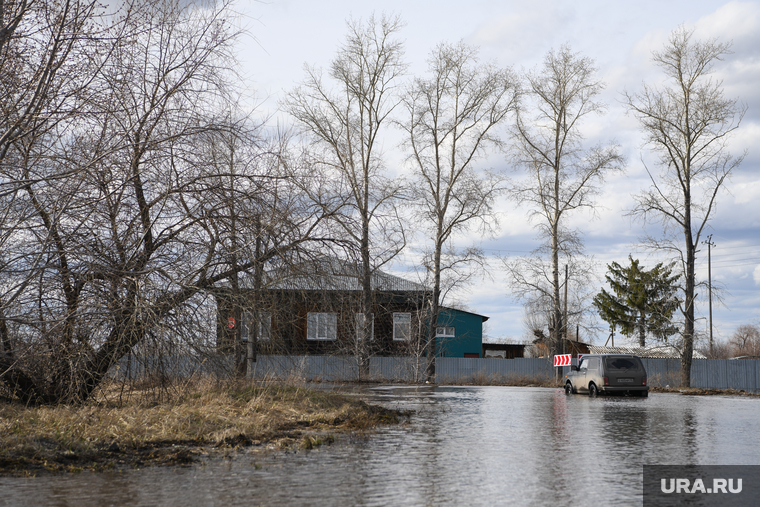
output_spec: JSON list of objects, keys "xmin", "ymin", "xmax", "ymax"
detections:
[{"xmin": 2, "ymin": 387, "xmax": 760, "ymax": 507}]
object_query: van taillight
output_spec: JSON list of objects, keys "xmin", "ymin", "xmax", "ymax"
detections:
[
  {"xmin": 643, "ymin": 376, "xmax": 647, "ymax": 386},
  {"xmin": 603, "ymin": 377, "xmax": 609, "ymax": 386}
]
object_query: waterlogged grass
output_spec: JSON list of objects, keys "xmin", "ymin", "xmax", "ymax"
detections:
[
  {"xmin": 442, "ymin": 372, "xmax": 557, "ymax": 387},
  {"xmin": 0, "ymin": 378, "xmax": 401, "ymax": 475}
]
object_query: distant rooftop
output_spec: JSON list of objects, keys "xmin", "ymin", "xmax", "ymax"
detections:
[
  {"xmin": 587, "ymin": 344, "xmax": 706, "ymax": 359},
  {"xmin": 240, "ymin": 257, "xmax": 428, "ymax": 292}
]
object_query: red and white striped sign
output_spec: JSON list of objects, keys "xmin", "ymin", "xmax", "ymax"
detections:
[
  {"xmin": 577, "ymin": 354, "xmax": 584, "ymax": 363},
  {"xmin": 554, "ymin": 354, "xmax": 571, "ymax": 367}
]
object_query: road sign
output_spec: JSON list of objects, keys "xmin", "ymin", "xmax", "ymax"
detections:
[{"xmin": 554, "ymin": 354, "xmax": 571, "ymax": 367}]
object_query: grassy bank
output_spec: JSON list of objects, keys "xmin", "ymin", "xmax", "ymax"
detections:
[
  {"xmin": 648, "ymin": 386, "xmax": 760, "ymax": 396},
  {"xmin": 0, "ymin": 378, "xmax": 402, "ymax": 476}
]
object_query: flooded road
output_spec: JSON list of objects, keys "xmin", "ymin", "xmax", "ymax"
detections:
[{"xmin": 2, "ymin": 386, "xmax": 760, "ymax": 506}]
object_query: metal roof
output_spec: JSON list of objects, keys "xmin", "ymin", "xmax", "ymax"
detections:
[
  {"xmin": 440, "ymin": 306, "xmax": 490, "ymax": 322},
  {"xmin": 587, "ymin": 344, "xmax": 707, "ymax": 359},
  {"xmin": 240, "ymin": 257, "xmax": 428, "ymax": 292}
]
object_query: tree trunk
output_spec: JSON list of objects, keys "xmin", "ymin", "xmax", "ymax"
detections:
[
  {"xmin": 425, "ymin": 239, "xmax": 443, "ymax": 383},
  {"xmin": 359, "ymin": 217, "xmax": 372, "ymax": 380},
  {"xmin": 681, "ymin": 189, "xmax": 694, "ymax": 387}
]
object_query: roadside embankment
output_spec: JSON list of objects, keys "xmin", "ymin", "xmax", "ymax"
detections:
[
  {"xmin": 0, "ymin": 378, "xmax": 402, "ymax": 476},
  {"xmin": 648, "ymin": 386, "xmax": 760, "ymax": 397}
]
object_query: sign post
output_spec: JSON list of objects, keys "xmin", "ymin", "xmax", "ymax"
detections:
[{"xmin": 554, "ymin": 354, "xmax": 571, "ymax": 382}]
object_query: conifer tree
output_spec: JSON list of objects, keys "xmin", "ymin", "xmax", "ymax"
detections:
[{"xmin": 593, "ymin": 256, "xmax": 680, "ymax": 347}]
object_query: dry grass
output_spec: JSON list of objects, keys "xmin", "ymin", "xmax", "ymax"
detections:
[
  {"xmin": 0, "ymin": 377, "xmax": 401, "ymax": 475},
  {"xmin": 645, "ymin": 372, "xmax": 682, "ymax": 389},
  {"xmin": 647, "ymin": 385, "xmax": 760, "ymax": 397}
]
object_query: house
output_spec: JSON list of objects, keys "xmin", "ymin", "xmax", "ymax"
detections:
[
  {"xmin": 435, "ymin": 307, "xmax": 489, "ymax": 358},
  {"xmin": 215, "ymin": 258, "xmax": 487, "ymax": 358}
]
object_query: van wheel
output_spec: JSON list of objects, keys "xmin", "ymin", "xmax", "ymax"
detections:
[
  {"xmin": 565, "ymin": 383, "xmax": 573, "ymax": 395},
  {"xmin": 640, "ymin": 390, "xmax": 649, "ymax": 398},
  {"xmin": 589, "ymin": 383, "xmax": 598, "ymax": 397}
]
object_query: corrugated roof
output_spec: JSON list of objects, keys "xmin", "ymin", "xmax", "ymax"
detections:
[
  {"xmin": 241, "ymin": 257, "xmax": 428, "ymax": 292},
  {"xmin": 587, "ymin": 344, "xmax": 706, "ymax": 359}
]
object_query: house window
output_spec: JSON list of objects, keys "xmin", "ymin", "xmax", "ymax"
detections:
[
  {"xmin": 307, "ymin": 312, "xmax": 337, "ymax": 341},
  {"xmin": 356, "ymin": 313, "xmax": 375, "ymax": 341},
  {"xmin": 436, "ymin": 327, "xmax": 455, "ymax": 338},
  {"xmin": 242, "ymin": 311, "xmax": 271, "ymax": 341},
  {"xmin": 393, "ymin": 312, "xmax": 411, "ymax": 341}
]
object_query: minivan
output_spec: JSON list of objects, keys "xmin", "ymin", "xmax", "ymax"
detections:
[{"xmin": 564, "ymin": 354, "xmax": 648, "ymax": 397}]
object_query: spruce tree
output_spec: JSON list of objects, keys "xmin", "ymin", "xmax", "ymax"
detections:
[{"xmin": 593, "ymin": 256, "xmax": 680, "ymax": 346}]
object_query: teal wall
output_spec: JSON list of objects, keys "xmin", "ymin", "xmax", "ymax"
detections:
[{"xmin": 435, "ymin": 308, "xmax": 486, "ymax": 358}]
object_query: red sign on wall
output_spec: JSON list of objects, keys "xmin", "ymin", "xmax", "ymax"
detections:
[{"xmin": 228, "ymin": 316, "xmax": 235, "ymax": 329}]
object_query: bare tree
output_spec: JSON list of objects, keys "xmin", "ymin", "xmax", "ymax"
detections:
[
  {"xmin": 728, "ymin": 324, "xmax": 760, "ymax": 358},
  {"xmin": 624, "ymin": 27, "xmax": 745, "ymax": 386},
  {"xmin": 0, "ymin": 0, "xmax": 339, "ymax": 403},
  {"xmin": 0, "ymin": 0, "xmax": 105, "ymax": 166},
  {"xmin": 283, "ymin": 14, "xmax": 407, "ymax": 378},
  {"xmin": 196, "ymin": 115, "xmax": 349, "ymax": 374},
  {"xmin": 399, "ymin": 41, "xmax": 517, "ymax": 380},
  {"xmin": 506, "ymin": 45, "xmax": 623, "ymax": 361},
  {"xmin": 1, "ymin": 0, "xmax": 131, "ymax": 402},
  {"xmin": 509, "ymin": 254, "xmax": 599, "ymax": 351}
]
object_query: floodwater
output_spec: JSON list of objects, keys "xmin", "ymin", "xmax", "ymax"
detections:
[{"xmin": 2, "ymin": 386, "xmax": 760, "ymax": 506}]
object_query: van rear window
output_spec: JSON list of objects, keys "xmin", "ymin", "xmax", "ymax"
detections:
[{"xmin": 605, "ymin": 357, "xmax": 640, "ymax": 370}]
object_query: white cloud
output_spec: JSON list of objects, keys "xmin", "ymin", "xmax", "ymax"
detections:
[
  {"xmin": 240, "ymin": 0, "xmax": 760, "ymax": 342},
  {"xmin": 694, "ymin": 1, "xmax": 760, "ymax": 41},
  {"xmin": 731, "ymin": 177, "xmax": 760, "ymax": 205},
  {"xmin": 471, "ymin": 1, "xmax": 576, "ymax": 66}
]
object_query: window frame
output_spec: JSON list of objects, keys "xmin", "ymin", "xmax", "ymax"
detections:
[
  {"xmin": 241, "ymin": 311, "xmax": 271, "ymax": 341},
  {"xmin": 436, "ymin": 326, "xmax": 455, "ymax": 338},
  {"xmin": 307, "ymin": 312, "xmax": 338, "ymax": 341},
  {"xmin": 393, "ymin": 312, "xmax": 412, "ymax": 342}
]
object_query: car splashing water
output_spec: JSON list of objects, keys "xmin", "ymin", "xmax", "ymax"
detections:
[{"xmin": 2, "ymin": 386, "xmax": 760, "ymax": 507}]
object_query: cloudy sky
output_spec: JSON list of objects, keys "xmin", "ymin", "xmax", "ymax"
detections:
[{"xmin": 235, "ymin": 0, "xmax": 760, "ymax": 347}]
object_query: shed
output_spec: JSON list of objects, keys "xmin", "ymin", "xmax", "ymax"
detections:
[{"xmin": 482, "ymin": 343, "xmax": 526, "ymax": 359}]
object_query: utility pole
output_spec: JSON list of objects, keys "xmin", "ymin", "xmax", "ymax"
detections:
[
  {"xmin": 703, "ymin": 235, "xmax": 715, "ymax": 357},
  {"xmin": 563, "ymin": 264, "xmax": 568, "ymax": 352}
]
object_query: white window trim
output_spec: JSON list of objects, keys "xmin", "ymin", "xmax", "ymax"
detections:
[
  {"xmin": 258, "ymin": 312, "xmax": 271, "ymax": 341},
  {"xmin": 436, "ymin": 326, "xmax": 455, "ymax": 338},
  {"xmin": 307, "ymin": 312, "xmax": 338, "ymax": 341},
  {"xmin": 393, "ymin": 312, "xmax": 412, "ymax": 341},
  {"xmin": 241, "ymin": 311, "xmax": 271, "ymax": 341}
]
